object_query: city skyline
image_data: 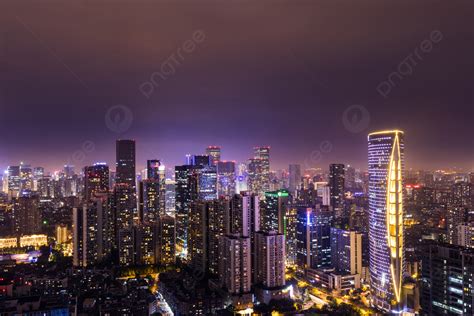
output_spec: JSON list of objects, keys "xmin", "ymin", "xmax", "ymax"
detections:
[
  {"xmin": 0, "ymin": 1, "xmax": 472, "ymax": 315},
  {"xmin": 0, "ymin": 137, "xmax": 471, "ymax": 175}
]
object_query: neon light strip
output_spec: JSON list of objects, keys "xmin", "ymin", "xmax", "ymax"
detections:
[{"xmin": 386, "ymin": 131, "xmax": 403, "ymax": 303}]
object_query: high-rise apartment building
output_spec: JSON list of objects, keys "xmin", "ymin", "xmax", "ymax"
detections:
[
  {"xmin": 13, "ymin": 192, "xmax": 41, "ymax": 236},
  {"xmin": 421, "ymin": 243, "xmax": 474, "ymax": 315},
  {"xmin": 155, "ymin": 214, "xmax": 176, "ymax": 265},
  {"xmin": 218, "ymin": 235, "xmax": 251, "ymax": 295},
  {"xmin": 254, "ymin": 231, "xmax": 285, "ymax": 288},
  {"xmin": 73, "ymin": 194, "xmax": 112, "ymax": 267}
]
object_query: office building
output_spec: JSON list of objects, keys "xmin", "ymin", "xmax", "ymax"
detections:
[
  {"xmin": 330, "ymin": 227, "xmax": 363, "ymax": 275},
  {"xmin": 84, "ymin": 163, "xmax": 109, "ymax": 201},
  {"xmin": 329, "ymin": 163, "xmax": 345, "ymax": 219},
  {"xmin": 217, "ymin": 161, "xmax": 236, "ymax": 197},
  {"xmin": 368, "ymin": 130, "xmax": 405, "ymax": 312},
  {"xmin": 206, "ymin": 146, "xmax": 221, "ymax": 166},
  {"xmin": 296, "ymin": 205, "xmax": 333, "ymax": 270},
  {"xmin": 116, "ymin": 139, "xmax": 136, "ymax": 190},
  {"xmin": 7, "ymin": 165, "xmax": 21, "ymax": 199}
]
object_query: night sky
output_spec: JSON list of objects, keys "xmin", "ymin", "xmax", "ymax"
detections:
[{"xmin": 0, "ymin": 1, "xmax": 472, "ymax": 172}]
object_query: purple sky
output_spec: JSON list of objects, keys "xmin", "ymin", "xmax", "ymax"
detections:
[{"xmin": 0, "ymin": 0, "xmax": 472, "ymax": 172}]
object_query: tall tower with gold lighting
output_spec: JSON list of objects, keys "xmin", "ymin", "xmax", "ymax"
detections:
[{"xmin": 368, "ymin": 130, "xmax": 405, "ymax": 312}]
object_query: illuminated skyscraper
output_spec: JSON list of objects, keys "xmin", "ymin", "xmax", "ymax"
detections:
[
  {"xmin": 115, "ymin": 140, "xmax": 137, "ymax": 266},
  {"xmin": 13, "ymin": 192, "xmax": 41, "ymax": 236},
  {"xmin": 154, "ymin": 214, "xmax": 176, "ymax": 266},
  {"xmin": 32, "ymin": 167, "xmax": 44, "ymax": 192},
  {"xmin": 421, "ymin": 243, "xmax": 474, "ymax": 315},
  {"xmin": 114, "ymin": 183, "xmax": 135, "ymax": 266},
  {"xmin": 19, "ymin": 163, "xmax": 33, "ymax": 191},
  {"xmin": 208, "ymin": 198, "xmax": 229, "ymax": 275},
  {"xmin": 262, "ymin": 190, "xmax": 289, "ymax": 234},
  {"xmin": 218, "ymin": 234, "xmax": 251, "ymax": 294},
  {"xmin": 368, "ymin": 130, "xmax": 405, "ymax": 312},
  {"xmin": 141, "ymin": 179, "xmax": 160, "ymax": 223},
  {"xmin": 116, "ymin": 140, "xmax": 136, "ymax": 191},
  {"xmin": 206, "ymin": 146, "xmax": 221, "ymax": 166},
  {"xmin": 330, "ymin": 227, "xmax": 363, "ymax": 275},
  {"xmin": 84, "ymin": 163, "xmax": 109, "ymax": 201},
  {"xmin": 295, "ymin": 205, "xmax": 333, "ymax": 270},
  {"xmin": 217, "ymin": 161, "xmax": 236, "ymax": 197},
  {"xmin": 329, "ymin": 163, "xmax": 345, "ymax": 219},
  {"xmin": 147, "ymin": 159, "xmax": 161, "ymax": 180},
  {"xmin": 247, "ymin": 158, "xmax": 264, "ymax": 196},
  {"xmin": 73, "ymin": 194, "xmax": 112, "ymax": 267},
  {"xmin": 175, "ymin": 164, "xmax": 194, "ymax": 253},
  {"xmin": 254, "ymin": 231, "xmax": 285, "ymax": 288},
  {"xmin": 7, "ymin": 165, "xmax": 20, "ymax": 199},
  {"xmin": 254, "ymin": 146, "xmax": 270, "ymax": 192}
]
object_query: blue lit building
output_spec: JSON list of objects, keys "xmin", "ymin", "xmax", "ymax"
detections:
[{"xmin": 296, "ymin": 205, "xmax": 332, "ymax": 270}]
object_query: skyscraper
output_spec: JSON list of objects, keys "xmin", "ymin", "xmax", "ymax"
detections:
[
  {"xmin": 175, "ymin": 164, "xmax": 194, "ymax": 254},
  {"xmin": 288, "ymin": 164, "xmax": 301, "ymax": 194},
  {"xmin": 330, "ymin": 227, "xmax": 363, "ymax": 275},
  {"xmin": 255, "ymin": 231, "xmax": 286, "ymax": 287},
  {"xmin": 206, "ymin": 146, "xmax": 221, "ymax": 166},
  {"xmin": 262, "ymin": 190, "xmax": 289, "ymax": 234},
  {"xmin": 254, "ymin": 146, "xmax": 270, "ymax": 192},
  {"xmin": 84, "ymin": 163, "xmax": 109, "ymax": 201},
  {"xmin": 329, "ymin": 163, "xmax": 345, "ymax": 219},
  {"xmin": 421, "ymin": 243, "xmax": 474, "ymax": 315},
  {"xmin": 73, "ymin": 194, "xmax": 112, "ymax": 267},
  {"xmin": 114, "ymin": 183, "xmax": 136, "ymax": 266},
  {"xmin": 141, "ymin": 179, "xmax": 160, "ymax": 223},
  {"xmin": 217, "ymin": 161, "xmax": 236, "ymax": 197},
  {"xmin": 13, "ymin": 192, "xmax": 41, "ymax": 236},
  {"xmin": 218, "ymin": 235, "xmax": 251, "ymax": 295},
  {"xmin": 247, "ymin": 158, "xmax": 264, "ymax": 196},
  {"xmin": 146, "ymin": 159, "xmax": 161, "ymax": 180},
  {"xmin": 345, "ymin": 165, "xmax": 356, "ymax": 190},
  {"xmin": 7, "ymin": 165, "xmax": 20, "ymax": 199},
  {"xmin": 154, "ymin": 214, "xmax": 176, "ymax": 266},
  {"xmin": 116, "ymin": 140, "xmax": 136, "ymax": 191},
  {"xmin": 368, "ymin": 130, "xmax": 405, "ymax": 312},
  {"xmin": 208, "ymin": 198, "xmax": 229, "ymax": 275},
  {"xmin": 188, "ymin": 201, "xmax": 209, "ymax": 272},
  {"xmin": 115, "ymin": 140, "xmax": 137, "ymax": 266},
  {"xmin": 295, "ymin": 205, "xmax": 333, "ymax": 270},
  {"xmin": 19, "ymin": 163, "xmax": 33, "ymax": 191},
  {"xmin": 175, "ymin": 160, "xmax": 217, "ymax": 255}
]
